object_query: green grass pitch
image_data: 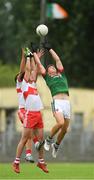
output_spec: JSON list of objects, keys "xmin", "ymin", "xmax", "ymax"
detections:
[{"xmin": 0, "ymin": 163, "xmax": 94, "ymax": 179}]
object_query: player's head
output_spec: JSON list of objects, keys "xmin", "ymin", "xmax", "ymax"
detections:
[
  {"xmin": 14, "ymin": 72, "xmax": 25, "ymax": 82},
  {"xmin": 46, "ymin": 64, "xmax": 57, "ymax": 75}
]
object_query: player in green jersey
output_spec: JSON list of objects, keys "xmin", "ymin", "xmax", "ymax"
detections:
[{"xmin": 33, "ymin": 42, "xmax": 71, "ymax": 158}]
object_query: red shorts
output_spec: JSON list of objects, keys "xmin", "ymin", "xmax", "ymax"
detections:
[
  {"xmin": 23, "ymin": 111, "xmax": 44, "ymax": 129},
  {"xmin": 18, "ymin": 108, "xmax": 26, "ymax": 123}
]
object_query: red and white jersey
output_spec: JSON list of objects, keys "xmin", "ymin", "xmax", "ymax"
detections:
[
  {"xmin": 16, "ymin": 79, "xmax": 25, "ymax": 109},
  {"xmin": 22, "ymin": 79, "xmax": 43, "ymax": 111}
]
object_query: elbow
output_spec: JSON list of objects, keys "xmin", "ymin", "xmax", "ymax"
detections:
[{"xmin": 40, "ymin": 69, "xmax": 46, "ymax": 75}]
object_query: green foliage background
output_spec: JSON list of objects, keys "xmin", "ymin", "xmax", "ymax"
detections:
[
  {"xmin": 0, "ymin": 63, "xmax": 18, "ymax": 87},
  {"xmin": 0, "ymin": 0, "xmax": 94, "ymax": 87}
]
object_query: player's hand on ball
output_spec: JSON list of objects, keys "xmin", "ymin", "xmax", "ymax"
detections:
[
  {"xmin": 42, "ymin": 42, "xmax": 51, "ymax": 51},
  {"xmin": 31, "ymin": 42, "xmax": 38, "ymax": 53}
]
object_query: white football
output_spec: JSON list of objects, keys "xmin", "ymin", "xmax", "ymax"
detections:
[{"xmin": 36, "ymin": 24, "xmax": 48, "ymax": 36}]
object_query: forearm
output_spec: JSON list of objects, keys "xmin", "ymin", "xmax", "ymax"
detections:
[
  {"xmin": 33, "ymin": 52, "xmax": 41, "ymax": 66},
  {"xmin": 49, "ymin": 49, "xmax": 60, "ymax": 63},
  {"xmin": 49, "ymin": 49, "xmax": 63, "ymax": 70},
  {"xmin": 24, "ymin": 57, "xmax": 31, "ymax": 81},
  {"xmin": 19, "ymin": 48, "xmax": 26, "ymax": 73},
  {"xmin": 30, "ymin": 57, "xmax": 36, "ymax": 71},
  {"xmin": 33, "ymin": 52, "xmax": 46, "ymax": 74}
]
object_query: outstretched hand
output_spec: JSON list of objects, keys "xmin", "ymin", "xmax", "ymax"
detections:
[{"xmin": 37, "ymin": 49, "xmax": 45, "ymax": 59}]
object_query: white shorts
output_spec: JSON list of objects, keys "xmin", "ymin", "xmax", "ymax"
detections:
[{"xmin": 51, "ymin": 99, "xmax": 71, "ymax": 119}]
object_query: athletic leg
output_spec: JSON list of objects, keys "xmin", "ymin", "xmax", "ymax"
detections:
[
  {"xmin": 37, "ymin": 128, "xmax": 49, "ymax": 173},
  {"xmin": 44, "ymin": 111, "xmax": 64, "ymax": 151},
  {"xmin": 12, "ymin": 128, "xmax": 33, "ymax": 173},
  {"xmin": 52, "ymin": 119, "xmax": 69, "ymax": 158},
  {"xmin": 25, "ymin": 139, "xmax": 34, "ymax": 163}
]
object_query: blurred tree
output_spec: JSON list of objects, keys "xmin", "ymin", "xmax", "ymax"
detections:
[
  {"xmin": 0, "ymin": 0, "xmax": 13, "ymax": 63},
  {"xmin": 46, "ymin": 0, "xmax": 94, "ymax": 88},
  {"xmin": 0, "ymin": 0, "xmax": 40, "ymax": 64},
  {"xmin": 0, "ymin": 0, "xmax": 94, "ymax": 88}
]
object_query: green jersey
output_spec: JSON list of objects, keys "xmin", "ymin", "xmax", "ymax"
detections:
[{"xmin": 43, "ymin": 70, "xmax": 69, "ymax": 97}]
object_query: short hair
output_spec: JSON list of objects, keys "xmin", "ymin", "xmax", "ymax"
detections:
[{"xmin": 46, "ymin": 64, "xmax": 55, "ymax": 72}]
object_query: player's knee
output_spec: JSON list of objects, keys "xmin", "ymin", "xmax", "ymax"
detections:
[
  {"xmin": 58, "ymin": 121, "xmax": 64, "ymax": 128},
  {"xmin": 20, "ymin": 137, "xmax": 27, "ymax": 146}
]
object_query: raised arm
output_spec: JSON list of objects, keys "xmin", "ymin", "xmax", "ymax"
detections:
[
  {"xmin": 49, "ymin": 49, "xmax": 64, "ymax": 71},
  {"xmin": 20, "ymin": 47, "xmax": 33, "ymax": 73},
  {"xmin": 23, "ymin": 47, "xmax": 35, "ymax": 81},
  {"xmin": 19, "ymin": 48, "xmax": 26, "ymax": 73},
  {"xmin": 43, "ymin": 42, "xmax": 64, "ymax": 71},
  {"xmin": 31, "ymin": 42, "xmax": 46, "ymax": 75},
  {"xmin": 24, "ymin": 56, "xmax": 31, "ymax": 82},
  {"xmin": 33, "ymin": 52, "xmax": 46, "ymax": 75}
]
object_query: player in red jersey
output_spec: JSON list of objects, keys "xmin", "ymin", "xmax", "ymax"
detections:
[
  {"xmin": 15, "ymin": 48, "xmax": 36, "ymax": 163},
  {"xmin": 12, "ymin": 46, "xmax": 48, "ymax": 173}
]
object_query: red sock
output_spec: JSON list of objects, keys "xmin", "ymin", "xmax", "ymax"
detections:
[
  {"xmin": 33, "ymin": 136, "xmax": 38, "ymax": 144},
  {"xmin": 26, "ymin": 149, "xmax": 32, "ymax": 155}
]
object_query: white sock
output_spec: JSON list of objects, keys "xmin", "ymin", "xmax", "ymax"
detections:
[
  {"xmin": 26, "ymin": 153, "xmax": 31, "ymax": 157},
  {"xmin": 38, "ymin": 158, "xmax": 44, "ymax": 164},
  {"xmin": 14, "ymin": 157, "xmax": 20, "ymax": 164}
]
